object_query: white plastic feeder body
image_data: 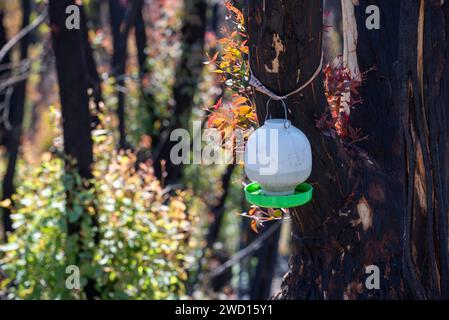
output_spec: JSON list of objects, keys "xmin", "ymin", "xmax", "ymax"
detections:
[{"xmin": 244, "ymin": 119, "xmax": 312, "ymax": 196}]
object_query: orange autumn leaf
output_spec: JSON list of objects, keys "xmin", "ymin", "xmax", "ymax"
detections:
[
  {"xmin": 225, "ymin": 1, "xmax": 244, "ymax": 25},
  {"xmin": 248, "ymin": 207, "xmax": 257, "ymax": 216},
  {"xmin": 232, "ymin": 96, "xmax": 248, "ymax": 107},
  {"xmin": 250, "ymin": 220, "xmax": 259, "ymax": 234}
]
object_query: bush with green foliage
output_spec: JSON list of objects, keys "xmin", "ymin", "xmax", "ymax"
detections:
[{"xmin": 0, "ymin": 108, "xmax": 197, "ymax": 300}]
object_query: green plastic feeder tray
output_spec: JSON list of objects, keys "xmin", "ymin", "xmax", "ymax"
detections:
[{"xmin": 244, "ymin": 182, "xmax": 313, "ymax": 208}]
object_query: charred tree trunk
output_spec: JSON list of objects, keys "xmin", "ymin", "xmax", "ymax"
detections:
[
  {"xmin": 188, "ymin": 164, "xmax": 235, "ymax": 294},
  {"xmin": 80, "ymin": 5, "xmax": 103, "ymax": 116},
  {"xmin": 246, "ymin": 0, "xmax": 339, "ymax": 299},
  {"xmin": 393, "ymin": 0, "xmax": 449, "ymax": 298},
  {"xmin": 0, "ymin": 9, "xmax": 10, "ymax": 147},
  {"xmin": 250, "ymin": 220, "xmax": 281, "ymax": 300},
  {"xmin": 50, "ymin": 0, "xmax": 94, "ymax": 178},
  {"xmin": 207, "ymin": 165, "xmax": 236, "ymax": 246},
  {"xmin": 0, "ymin": 8, "xmax": 12, "ymax": 238},
  {"xmin": 209, "ymin": 2, "xmax": 221, "ymax": 34},
  {"xmin": 350, "ymin": 0, "xmax": 449, "ymax": 299},
  {"xmin": 109, "ymin": 0, "xmax": 127, "ymax": 148},
  {"xmin": 246, "ymin": 0, "xmax": 449, "ymax": 299},
  {"xmin": 134, "ymin": 0, "xmax": 147, "ymax": 78},
  {"xmin": 1, "ymin": 0, "xmax": 31, "ymax": 240},
  {"xmin": 49, "ymin": 0, "xmax": 97, "ymax": 299},
  {"xmin": 154, "ymin": 0, "xmax": 207, "ymax": 184},
  {"xmin": 109, "ymin": 0, "xmax": 143, "ymax": 149}
]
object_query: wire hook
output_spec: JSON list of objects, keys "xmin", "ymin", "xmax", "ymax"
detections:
[{"xmin": 265, "ymin": 98, "xmax": 291, "ymax": 129}]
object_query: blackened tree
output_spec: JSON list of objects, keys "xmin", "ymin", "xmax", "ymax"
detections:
[
  {"xmin": 153, "ymin": 0, "xmax": 208, "ymax": 184},
  {"xmin": 49, "ymin": 0, "xmax": 97, "ymax": 299},
  {"xmin": 245, "ymin": 0, "xmax": 449, "ymax": 299},
  {"xmin": 1, "ymin": 0, "xmax": 32, "ymax": 240},
  {"xmin": 109, "ymin": 0, "xmax": 144, "ymax": 149}
]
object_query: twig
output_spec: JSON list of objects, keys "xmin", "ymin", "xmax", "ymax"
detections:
[
  {"xmin": 209, "ymin": 221, "xmax": 282, "ymax": 278},
  {"xmin": 0, "ymin": 68, "xmax": 30, "ymax": 93},
  {"xmin": 0, "ymin": 86, "xmax": 14, "ymax": 130},
  {"xmin": 0, "ymin": 10, "xmax": 47, "ymax": 64}
]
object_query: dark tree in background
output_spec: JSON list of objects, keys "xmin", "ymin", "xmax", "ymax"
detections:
[
  {"xmin": 50, "ymin": 0, "xmax": 93, "ymax": 180},
  {"xmin": 0, "ymin": 10, "xmax": 10, "ymax": 144},
  {"xmin": 249, "ymin": 220, "xmax": 281, "ymax": 299},
  {"xmin": 246, "ymin": 0, "xmax": 449, "ymax": 299},
  {"xmin": 154, "ymin": 0, "xmax": 207, "ymax": 184},
  {"xmin": 109, "ymin": 0, "xmax": 144, "ymax": 149},
  {"xmin": 134, "ymin": 0, "xmax": 147, "ymax": 78},
  {"xmin": 80, "ymin": 4, "xmax": 103, "ymax": 116},
  {"xmin": 49, "ymin": 0, "xmax": 98, "ymax": 299},
  {"xmin": 1, "ymin": 0, "xmax": 31, "ymax": 240},
  {"xmin": 0, "ymin": 7, "xmax": 13, "ymax": 239}
]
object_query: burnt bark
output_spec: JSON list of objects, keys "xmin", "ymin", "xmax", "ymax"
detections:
[
  {"xmin": 1, "ymin": 0, "xmax": 31, "ymax": 240},
  {"xmin": 153, "ymin": 0, "xmax": 207, "ymax": 184},
  {"xmin": 109, "ymin": 0, "xmax": 127, "ymax": 148},
  {"xmin": 393, "ymin": 0, "xmax": 449, "ymax": 298},
  {"xmin": 246, "ymin": 0, "xmax": 449, "ymax": 299},
  {"xmin": 246, "ymin": 0, "xmax": 344, "ymax": 299},
  {"xmin": 109, "ymin": 0, "xmax": 143, "ymax": 149},
  {"xmin": 80, "ymin": 5, "xmax": 103, "ymax": 116},
  {"xmin": 50, "ymin": 0, "xmax": 94, "ymax": 179},
  {"xmin": 49, "ymin": 0, "xmax": 97, "ymax": 299},
  {"xmin": 134, "ymin": 1, "xmax": 147, "ymax": 78},
  {"xmin": 188, "ymin": 164, "xmax": 235, "ymax": 294},
  {"xmin": 250, "ymin": 220, "xmax": 281, "ymax": 300},
  {"xmin": 0, "ymin": 9, "xmax": 10, "ymax": 146},
  {"xmin": 207, "ymin": 165, "xmax": 236, "ymax": 246}
]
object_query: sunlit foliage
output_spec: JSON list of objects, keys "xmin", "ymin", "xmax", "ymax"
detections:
[
  {"xmin": 0, "ymin": 108, "xmax": 197, "ymax": 299},
  {"xmin": 205, "ymin": 2, "xmax": 256, "ymax": 141}
]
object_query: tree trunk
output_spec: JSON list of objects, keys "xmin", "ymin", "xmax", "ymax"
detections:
[
  {"xmin": 80, "ymin": 5, "xmax": 103, "ymax": 115},
  {"xmin": 50, "ymin": 0, "xmax": 94, "ymax": 179},
  {"xmin": 250, "ymin": 220, "xmax": 281, "ymax": 300},
  {"xmin": 245, "ymin": 0, "xmax": 449, "ymax": 299},
  {"xmin": 207, "ymin": 165, "xmax": 236, "ymax": 246},
  {"xmin": 109, "ymin": 0, "xmax": 143, "ymax": 149},
  {"xmin": 188, "ymin": 164, "xmax": 235, "ymax": 294},
  {"xmin": 109, "ymin": 0, "xmax": 127, "ymax": 148},
  {"xmin": 352, "ymin": 0, "xmax": 449, "ymax": 299},
  {"xmin": 0, "ymin": 9, "xmax": 11, "ymax": 147},
  {"xmin": 49, "ymin": 0, "xmax": 96, "ymax": 299},
  {"xmin": 134, "ymin": 0, "xmax": 147, "ymax": 78},
  {"xmin": 153, "ymin": 0, "xmax": 207, "ymax": 184},
  {"xmin": 393, "ymin": 0, "xmax": 449, "ymax": 298},
  {"xmin": 1, "ymin": 0, "xmax": 31, "ymax": 240}
]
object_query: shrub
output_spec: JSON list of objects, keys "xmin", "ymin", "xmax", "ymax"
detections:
[{"xmin": 0, "ymin": 109, "xmax": 197, "ymax": 300}]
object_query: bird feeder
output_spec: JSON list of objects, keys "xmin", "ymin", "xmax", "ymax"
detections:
[{"xmin": 244, "ymin": 100, "xmax": 313, "ymax": 208}]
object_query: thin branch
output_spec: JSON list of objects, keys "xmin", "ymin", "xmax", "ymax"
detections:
[
  {"xmin": 209, "ymin": 221, "xmax": 282, "ymax": 278},
  {"xmin": 0, "ymin": 66, "xmax": 31, "ymax": 93},
  {"xmin": 0, "ymin": 86, "xmax": 14, "ymax": 130},
  {"xmin": 0, "ymin": 10, "xmax": 47, "ymax": 64}
]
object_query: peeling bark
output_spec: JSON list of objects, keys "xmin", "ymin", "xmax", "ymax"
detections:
[
  {"xmin": 342, "ymin": 0, "xmax": 360, "ymax": 79},
  {"xmin": 341, "ymin": 0, "xmax": 360, "ymax": 115}
]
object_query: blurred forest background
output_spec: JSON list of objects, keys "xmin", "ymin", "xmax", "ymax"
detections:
[{"xmin": 0, "ymin": 0, "xmax": 348, "ymax": 300}]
